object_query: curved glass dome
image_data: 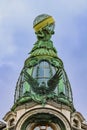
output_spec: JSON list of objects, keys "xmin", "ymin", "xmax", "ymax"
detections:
[
  {"xmin": 14, "ymin": 61, "xmax": 56, "ymax": 102},
  {"xmin": 14, "ymin": 60, "xmax": 73, "ymax": 106}
]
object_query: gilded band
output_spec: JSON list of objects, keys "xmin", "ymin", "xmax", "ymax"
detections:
[{"xmin": 34, "ymin": 16, "xmax": 55, "ymax": 32}]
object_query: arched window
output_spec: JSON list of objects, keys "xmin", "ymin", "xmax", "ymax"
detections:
[{"xmin": 32, "ymin": 61, "xmax": 56, "ymax": 87}]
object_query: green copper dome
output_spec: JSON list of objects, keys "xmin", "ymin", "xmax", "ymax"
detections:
[{"xmin": 14, "ymin": 14, "xmax": 73, "ymax": 110}]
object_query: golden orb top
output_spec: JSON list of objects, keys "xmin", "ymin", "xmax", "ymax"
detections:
[{"xmin": 33, "ymin": 14, "xmax": 55, "ymax": 32}]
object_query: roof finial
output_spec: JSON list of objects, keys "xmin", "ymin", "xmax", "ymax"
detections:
[{"xmin": 33, "ymin": 14, "xmax": 55, "ymax": 41}]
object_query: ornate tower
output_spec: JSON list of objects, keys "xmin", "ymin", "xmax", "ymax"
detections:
[{"xmin": 3, "ymin": 14, "xmax": 87, "ymax": 130}]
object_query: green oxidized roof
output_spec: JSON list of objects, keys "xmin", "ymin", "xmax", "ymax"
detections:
[
  {"xmin": 13, "ymin": 14, "xmax": 74, "ymax": 110},
  {"xmin": 25, "ymin": 40, "xmax": 63, "ymax": 68}
]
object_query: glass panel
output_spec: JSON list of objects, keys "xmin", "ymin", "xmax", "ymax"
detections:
[
  {"xmin": 65, "ymin": 86, "xmax": 69, "ymax": 97},
  {"xmin": 48, "ymin": 126, "xmax": 53, "ymax": 130},
  {"xmin": 32, "ymin": 61, "xmax": 56, "ymax": 88},
  {"xmin": 58, "ymin": 79, "xmax": 66, "ymax": 94},
  {"xmin": 51, "ymin": 66, "xmax": 56, "ymax": 75},
  {"xmin": 21, "ymin": 73, "xmax": 25, "ymax": 81},
  {"xmin": 32, "ymin": 66, "xmax": 38, "ymax": 78},
  {"xmin": 19, "ymin": 85, "xmax": 23, "ymax": 97},
  {"xmin": 44, "ymin": 61, "xmax": 49, "ymax": 68},
  {"xmin": 18, "ymin": 76, "xmax": 21, "ymax": 86},
  {"xmin": 44, "ymin": 68, "xmax": 51, "ymax": 78},
  {"xmin": 39, "ymin": 61, "xmax": 44, "ymax": 68},
  {"xmin": 38, "ymin": 67, "xmax": 44, "ymax": 77},
  {"xmin": 23, "ymin": 81, "xmax": 30, "ymax": 94},
  {"xmin": 69, "ymin": 87, "xmax": 72, "ymax": 101},
  {"xmin": 34, "ymin": 125, "xmax": 53, "ymax": 130},
  {"xmin": 26, "ymin": 68, "xmax": 33, "ymax": 75}
]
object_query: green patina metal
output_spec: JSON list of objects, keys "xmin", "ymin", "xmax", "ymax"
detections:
[{"xmin": 13, "ymin": 14, "xmax": 74, "ymax": 110}]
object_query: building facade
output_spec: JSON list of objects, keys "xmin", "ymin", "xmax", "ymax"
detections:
[{"xmin": 1, "ymin": 14, "xmax": 87, "ymax": 130}]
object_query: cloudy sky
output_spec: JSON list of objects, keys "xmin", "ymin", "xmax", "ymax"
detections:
[{"xmin": 0, "ymin": 0, "xmax": 87, "ymax": 121}]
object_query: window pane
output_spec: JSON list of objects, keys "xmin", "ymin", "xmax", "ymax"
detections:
[
  {"xmin": 44, "ymin": 68, "xmax": 51, "ymax": 77},
  {"xmin": 38, "ymin": 67, "xmax": 44, "ymax": 77},
  {"xmin": 39, "ymin": 61, "xmax": 44, "ymax": 68},
  {"xmin": 23, "ymin": 81, "xmax": 30, "ymax": 94},
  {"xmin": 32, "ymin": 61, "xmax": 56, "ymax": 87},
  {"xmin": 34, "ymin": 125, "xmax": 53, "ymax": 130},
  {"xmin": 32, "ymin": 66, "xmax": 38, "ymax": 78},
  {"xmin": 51, "ymin": 66, "xmax": 56, "ymax": 75},
  {"xmin": 44, "ymin": 61, "xmax": 49, "ymax": 67}
]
